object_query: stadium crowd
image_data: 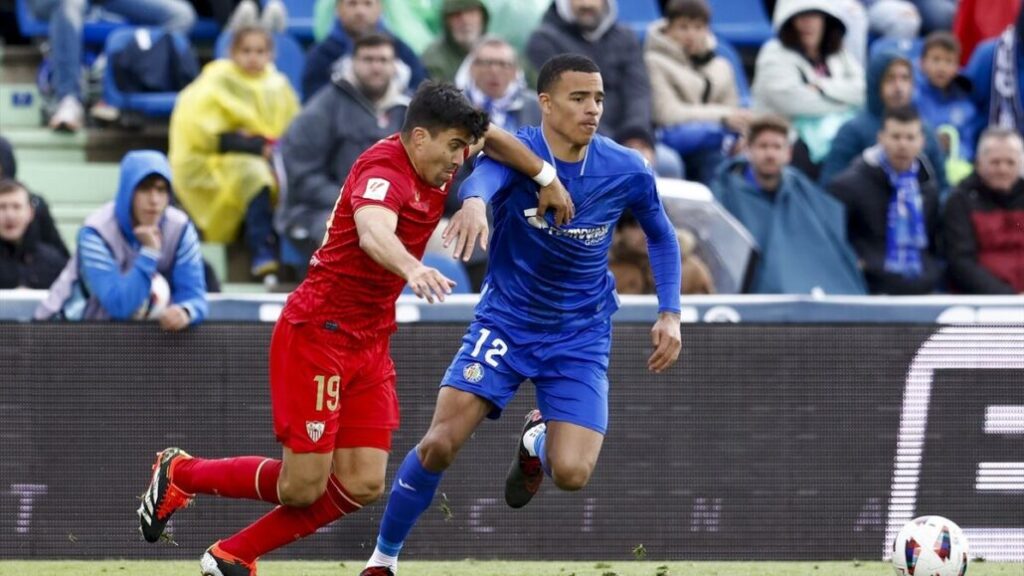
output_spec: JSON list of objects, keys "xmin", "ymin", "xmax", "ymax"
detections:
[{"xmin": 2, "ymin": 0, "xmax": 1024, "ymax": 326}]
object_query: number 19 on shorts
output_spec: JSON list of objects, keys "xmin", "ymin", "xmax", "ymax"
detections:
[
  {"xmin": 470, "ymin": 328, "xmax": 508, "ymax": 368},
  {"xmin": 314, "ymin": 374, "xmax": 340, "ymax": 411}
]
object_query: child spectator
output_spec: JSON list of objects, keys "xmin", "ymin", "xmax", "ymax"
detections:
[
  {"xmin": 170, "ymin": 23, "xmax": 299, "ymax": 279},
  {"xmin": 645, "ymin": 0, "xmax": 752, "ymax": 185},
  {"xmin": 35, "ymin": 151, "xmax": 207, "ymax": 330},
  {"xmin": 915, "ymin": 31, "xmax": 980, "ymax": 179}
]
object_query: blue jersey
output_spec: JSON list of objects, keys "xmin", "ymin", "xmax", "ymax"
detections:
[{"xmin": 459, "ymin": 126, "xmax": 681, "ymax": 333}]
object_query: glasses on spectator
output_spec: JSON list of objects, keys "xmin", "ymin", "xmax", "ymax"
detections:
[{"xmin": 473, "ymin": 58, "xmax": 515, "ymax": 70}]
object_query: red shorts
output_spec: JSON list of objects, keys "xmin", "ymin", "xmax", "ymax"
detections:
[{"xmin": 269, "ymin": 318, "xmax": 398, "ymax": 453}]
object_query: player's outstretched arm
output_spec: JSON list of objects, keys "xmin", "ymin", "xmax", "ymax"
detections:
[
  {"xmin": 354, "ymin": 206, "xmax": 456, "ymax": 303},
  {"xmin": 477, "ymin": 124, "xmax": 575, "ymax": 226},
  {"xmin": 632, "ymin": 178, "xmax": 683, "ymax": 373}
]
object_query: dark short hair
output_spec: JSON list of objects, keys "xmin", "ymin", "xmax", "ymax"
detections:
[
  {"xmin": 747, "ymin": 114, "xmax": 790, "ymax": 144},
  {"xmin": 883, "ymin": 104, "xmax": 921, "ymax": 126},
  {"xmin": 354, "ymin": 31, "xmax": 395, "ymax": 55},
  {"xmin": 536, "ymin": 54, "xmax": 601, "ymax": 94},
  {"xmin": 665, "ymin": 0, "xmax": 711, "ymax": 24},
  {"xmin": 0, "ymin": 178, "xmax": 29, "ymax": 199},
  {"xmin": 230, "ymin": 25, "xmax": 274, "ymax": 53},
  {"xmin": 922, "ymin": 30, "xmax": 960, "ymax": 58},
  {"xmin": 402, "ymin": 81, "xmax": 490, "ymax": 141},
  {"xmin": 778, "ymin": 10, "xmax": 845, "ymax": 60}
]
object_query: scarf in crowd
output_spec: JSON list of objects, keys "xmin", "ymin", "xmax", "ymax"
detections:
[
  {"xmin": 880, "ymin": 154, "xmax": 928, "ymax": 278},
  {"xmin": 466, "ymin": 81, "xmax": 521, "ymax": 132},
  {"xmin": 991, "ymin": 26, "xmax": 1024, "ymax": 130}
]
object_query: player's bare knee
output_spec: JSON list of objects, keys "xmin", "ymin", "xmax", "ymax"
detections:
[
  {"xmin": 417, "ymin": 433, "xmax": 460, "ymax": 471},
  {"xmin": 551, "ymin": 462, "xmax": 592, "ymax": 491},
  {"xmin": 342, "ymin": 475, "xmax": 386, "ymax": 505},
  {"xmin": 277, "ymin": 477, "xmax": 326, "ymax": 507}
]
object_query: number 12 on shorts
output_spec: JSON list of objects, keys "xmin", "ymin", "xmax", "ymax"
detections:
[
  {"xmin": 470, "ymin": 328, "xmax": 508, "ymax": 368},
  {"xmin": 314, "ymin": 375, "xmax": 340, "ymax": 411}
]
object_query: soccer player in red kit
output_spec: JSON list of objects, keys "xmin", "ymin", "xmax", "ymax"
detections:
[{"xmin": 136, "ymin": 82, "xmax": 574, "ymax": 576}]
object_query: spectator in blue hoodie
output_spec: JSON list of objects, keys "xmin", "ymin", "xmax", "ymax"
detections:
[
  {"xmin": 915, "ymin": 31, "xmax": 980, "ymax": 168},
  {"xmin": 35, "ymin": 151, "xmax": 207, "ymax": 331},
  {"xmin": 301, "ymin": 0, "xmax": 426, "ymax": 103},
  {"xmin": 820, "ymin": 50, "xmax": 948, "ymax": 191}
]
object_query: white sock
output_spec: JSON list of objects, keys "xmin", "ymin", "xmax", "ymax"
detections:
[
  {"xmin": 367, "ymin": 547, "xmax": 399, "ymax": 572},
  {"xmin": 523, "ymin": 423, "xmax": 546, "ymax": 457}
]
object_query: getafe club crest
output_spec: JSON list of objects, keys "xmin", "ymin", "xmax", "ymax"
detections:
[
  {"xmin": 463, "ymin": 362, "xmax": 484, "ymax": 383},
  {"xmin": 306, "ymin": 421, "xmax": 326, "ymax": 443}
]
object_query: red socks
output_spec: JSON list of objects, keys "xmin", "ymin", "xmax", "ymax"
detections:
[
  {"xmin": 219, "ymin": 475, "xmax": 362, "ymax": 563},
  {"xmin": 172, "ymin": 456, "xmax": 282, "ymax": 504}
]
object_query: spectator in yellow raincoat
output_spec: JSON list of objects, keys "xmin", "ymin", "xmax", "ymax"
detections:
[{"xmin": 169, "ymin": 24, "xmax": 299, "ymax": 279}]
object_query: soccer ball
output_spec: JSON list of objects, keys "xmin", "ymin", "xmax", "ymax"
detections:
[
  {"xmin": 133, "ymin": 273, "xmax": 170, "ymax": 320},
  {"xmin": 892, "ymin": 516, "xmax": 969, "ymax": 576}
]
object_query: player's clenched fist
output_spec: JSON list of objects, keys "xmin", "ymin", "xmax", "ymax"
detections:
[
  {"xmin": 648, "ymin": 312, "xmax": 681, "ymax": 373},
  {"xmin": 405, "ymin": 265, "xmax": 456, "ymax": 304}
]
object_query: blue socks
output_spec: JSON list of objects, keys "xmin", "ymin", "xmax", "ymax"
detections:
[{"xmin": 374, "ymin": 448, "xmax": 443, "ymax": 561}]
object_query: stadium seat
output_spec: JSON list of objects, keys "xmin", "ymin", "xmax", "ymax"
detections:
[
  {"xmin": 709, "ymin": 0, "xmax": 774, "ymax": 48},
  {"xmin": 215, "ymin": 30, "xmax": 306, "ymax": 99},
  {"xmin": 102, "ymin": 27, "xmax": 192, "ymax": 118},
  {"xmin": 619, "ymin": 0, "xmax": 661, "ymax": 38},
  {"xmin": 403, "ymin": 253, "xmax": 472, "ymax": 295},
  {"xmin": 15, "ymin": 0, "xmax": 220, "ymax": 42},
  {"xmin": 714, "ymin": 36, "xmax": 751, "ymax": 107},
  {"xmin": 262, "ymin": 0, "xmax": 315, "ymax": 43}
]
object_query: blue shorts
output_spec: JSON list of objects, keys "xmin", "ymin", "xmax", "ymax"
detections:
[{"xmin": 440, "ymin": 319, "xmax": 612, "ymax": 434}]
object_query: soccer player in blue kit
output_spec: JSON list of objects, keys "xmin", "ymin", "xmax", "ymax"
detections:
[{"xmin": 360, "ymin": 54, "xmax": 683, "ymax": 576}]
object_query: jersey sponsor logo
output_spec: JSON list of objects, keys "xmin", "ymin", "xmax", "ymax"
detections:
[
  {"xmin": 364, "ymin": 178, "xmax": 392, "ymax": 201},
  {"xmin": 522, "ymin": 208, "xmax": 610, "ymax": 246},
  {"xmin": 463, "ymin": 362, "xmax": 485, "ymax": 383},
  {"xmin": 306, "ymin": 420, "xmax": 326, "ymax": 443}
]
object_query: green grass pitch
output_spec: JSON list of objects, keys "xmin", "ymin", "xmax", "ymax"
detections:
[{"xmin": 0, "ymin": 561, "xmax": 1019, "ymax": 576}]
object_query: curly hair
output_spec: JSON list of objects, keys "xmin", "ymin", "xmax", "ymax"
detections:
[{"xmin": 402, "ymin": 81, "xmax": 490, "ymax": 142}]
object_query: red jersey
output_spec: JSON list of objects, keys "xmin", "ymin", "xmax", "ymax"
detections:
[{"xmin": 283, "ymin": 135, "xmax": 450, "ymax": 341}]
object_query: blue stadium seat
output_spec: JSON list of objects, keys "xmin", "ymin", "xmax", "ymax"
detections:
[
  {"xmin": 102, "ymin": 27, "xmax": 191, "ymax": 117},
  {"xmin": 618, "ymin": 0, "xmax": 661, "ymax": 39},
  {"xmin": 16, "ymin": 0, "xmax": 220, "ymax": 43},
  {"xmin": 715, "ymin": 36, "xmax": 751, "ymax": 107},
  {"xmin": 262, "ymin": 0, "xmax": 315, "ymax": 43},
  {"xmin": 403, "ymin": 253, "xmax": 472, "ymax": 295},
  {"xmin": 709, "ymin": 0, "xmax": 774, "ymax": 48},
  {"xmin": 215, "ymin": 30, "xmax": 306, "ymax": 100}
]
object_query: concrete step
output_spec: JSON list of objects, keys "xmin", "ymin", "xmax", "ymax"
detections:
[
  {"xmin": 2, "ymin": 126, "xmax": 87, "ymax": 150},
  {"xmin": 11, "ymin": 146, "xmax": 87, "ymax": 165},
  {"xmin": 19, "ymin": 161, "xmax": 119, "ymax": 205}
]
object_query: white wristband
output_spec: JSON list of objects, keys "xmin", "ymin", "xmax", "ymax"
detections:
[{"xmin": 532, "ymin": 161, "xmax": 556, "ymax": 187}]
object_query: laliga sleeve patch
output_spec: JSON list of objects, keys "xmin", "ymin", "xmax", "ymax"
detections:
[{"xmin": 364, "ymin": 178, "xmax": 392, "ymax": 201}]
